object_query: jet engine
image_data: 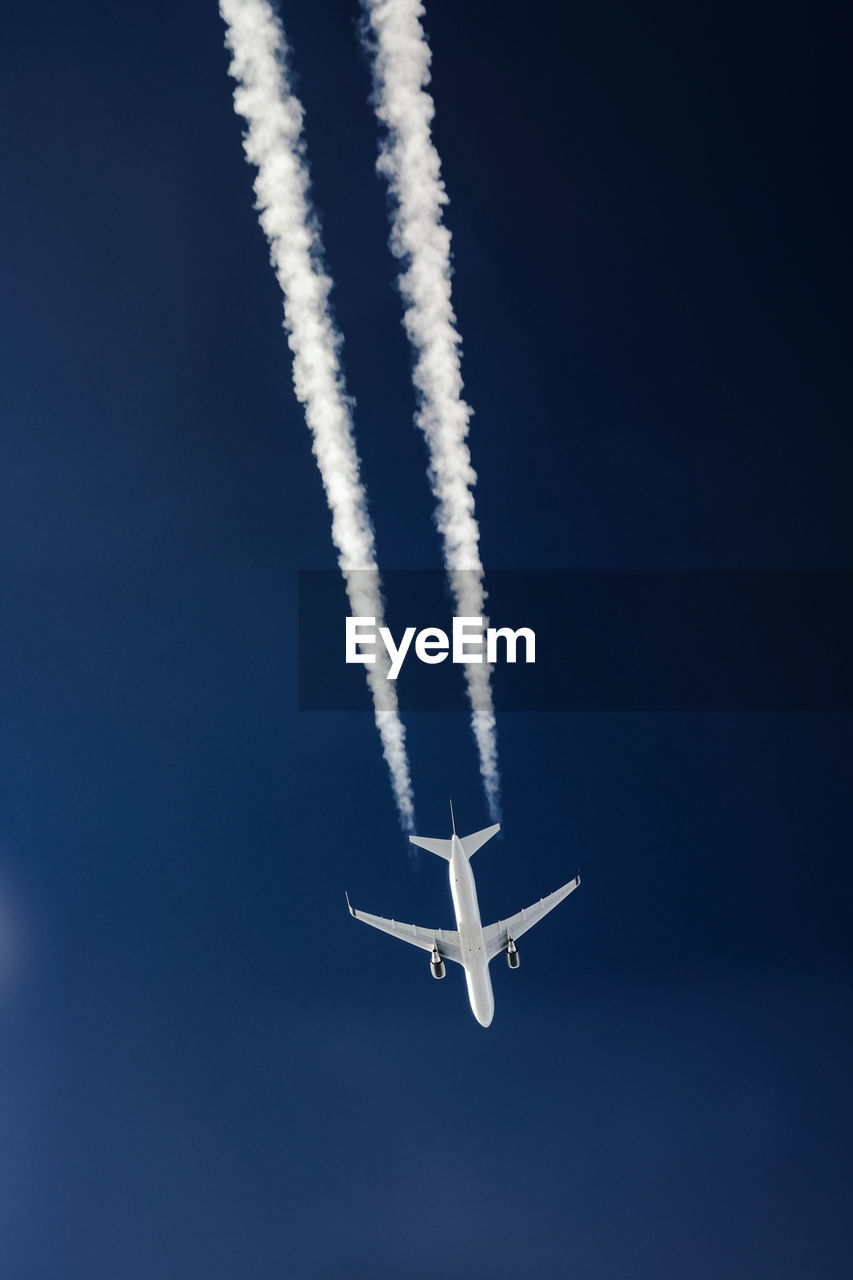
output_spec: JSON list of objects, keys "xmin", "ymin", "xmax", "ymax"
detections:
[
  {"xmin": 506, "ymin": 938, "xmax": 519, "ymax": 969},
  {"xmin": 430, "ymin": 947, "xmax": 446, "ymax": 980}
]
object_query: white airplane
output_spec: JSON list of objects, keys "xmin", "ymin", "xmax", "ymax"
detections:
[{"xmin": 346, "ymin": 805, "xmax": 581, "ymax": 1027}]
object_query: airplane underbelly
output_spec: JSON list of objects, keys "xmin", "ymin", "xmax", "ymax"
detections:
[
  {"xmin": 465, "ymin": 960, "xmax": 494, "ymax": 1027},
  {"xmin": 450, "ymin": 856, "xmax": 493, "ymax": 1025},
  {"xmin": 459, "ymin": 919, "xmax": 493, "ymax": 1026}
]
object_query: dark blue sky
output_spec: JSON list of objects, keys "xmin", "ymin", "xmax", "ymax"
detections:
[{"xmin": 1, "ymin": 1, "xmax": 851, "ymax": 1276}]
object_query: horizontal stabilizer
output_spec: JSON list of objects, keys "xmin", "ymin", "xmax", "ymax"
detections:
[
  {"xmin": 461, "ymin": 823, "xmax": 500, "ymax": 858},
  {"xmin": 409, "ymin": 835, "xmax": 453, "ymax": 860}
]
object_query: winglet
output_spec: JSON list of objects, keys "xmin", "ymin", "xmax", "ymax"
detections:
[
  {"xmin": 449, "ymin": 797, "xmax": 456, "ymax": 834},
  {"xmin": 345, "ymin": 891, "xmax": 355, "ymax": 918}
]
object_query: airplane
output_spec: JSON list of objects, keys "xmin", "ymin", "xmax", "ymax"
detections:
[{"xmin": 346, "ymin": 803, "xmax": 581, "ymax": 1026}]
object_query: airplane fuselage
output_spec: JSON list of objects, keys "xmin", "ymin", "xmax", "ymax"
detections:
[{"xmin": 448, "ymin": 833, "xmax": 494, "ymax": 1027}]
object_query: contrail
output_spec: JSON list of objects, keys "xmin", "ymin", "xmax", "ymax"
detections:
[
  {"xmin": 220, "ymin": 0, "xmax": 415, "ymax": 829},
  {"xmin": 361, "ymin": 0, "xmax": 501, "ymax": 820}
]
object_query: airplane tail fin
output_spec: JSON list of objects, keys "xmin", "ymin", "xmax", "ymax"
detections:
[
  {"xmin": 409, "ymin": 821, "xmax": 500, "ymax": 861},
  {"xmin": 409, "ymin": 799, "xmax": 458, "ymax": 860}
]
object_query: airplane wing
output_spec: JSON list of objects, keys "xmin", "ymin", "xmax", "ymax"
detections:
[
  {"xmin": 346, "ymin": 897, "xmax": 464, "ymax": 966},
  {"xmin": 482, "ymin": 874, "xmax": 581, "ymax": 962}
]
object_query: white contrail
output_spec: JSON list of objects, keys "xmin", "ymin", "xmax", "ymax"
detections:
[
  {"xmin": 361, "ymin": 0, "xmax": 500, "ymax": 820},
  {"xmin": 220, "ymin": 0, "xmax": 415, "ymax": 829}
]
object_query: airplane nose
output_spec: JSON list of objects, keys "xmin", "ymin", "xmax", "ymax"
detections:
[
  {"xmin": 466, "ymin": 966, "xmax": 495, "ymax": 1027},
  {"xmin": 473, "ymin": 988, "xmax": 495, "ymax": 1027}
]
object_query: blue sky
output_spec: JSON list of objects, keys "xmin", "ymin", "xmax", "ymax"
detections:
[{"xmin": 1, "ymin": 1, "xmax": 851, "ymax": 1276}]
